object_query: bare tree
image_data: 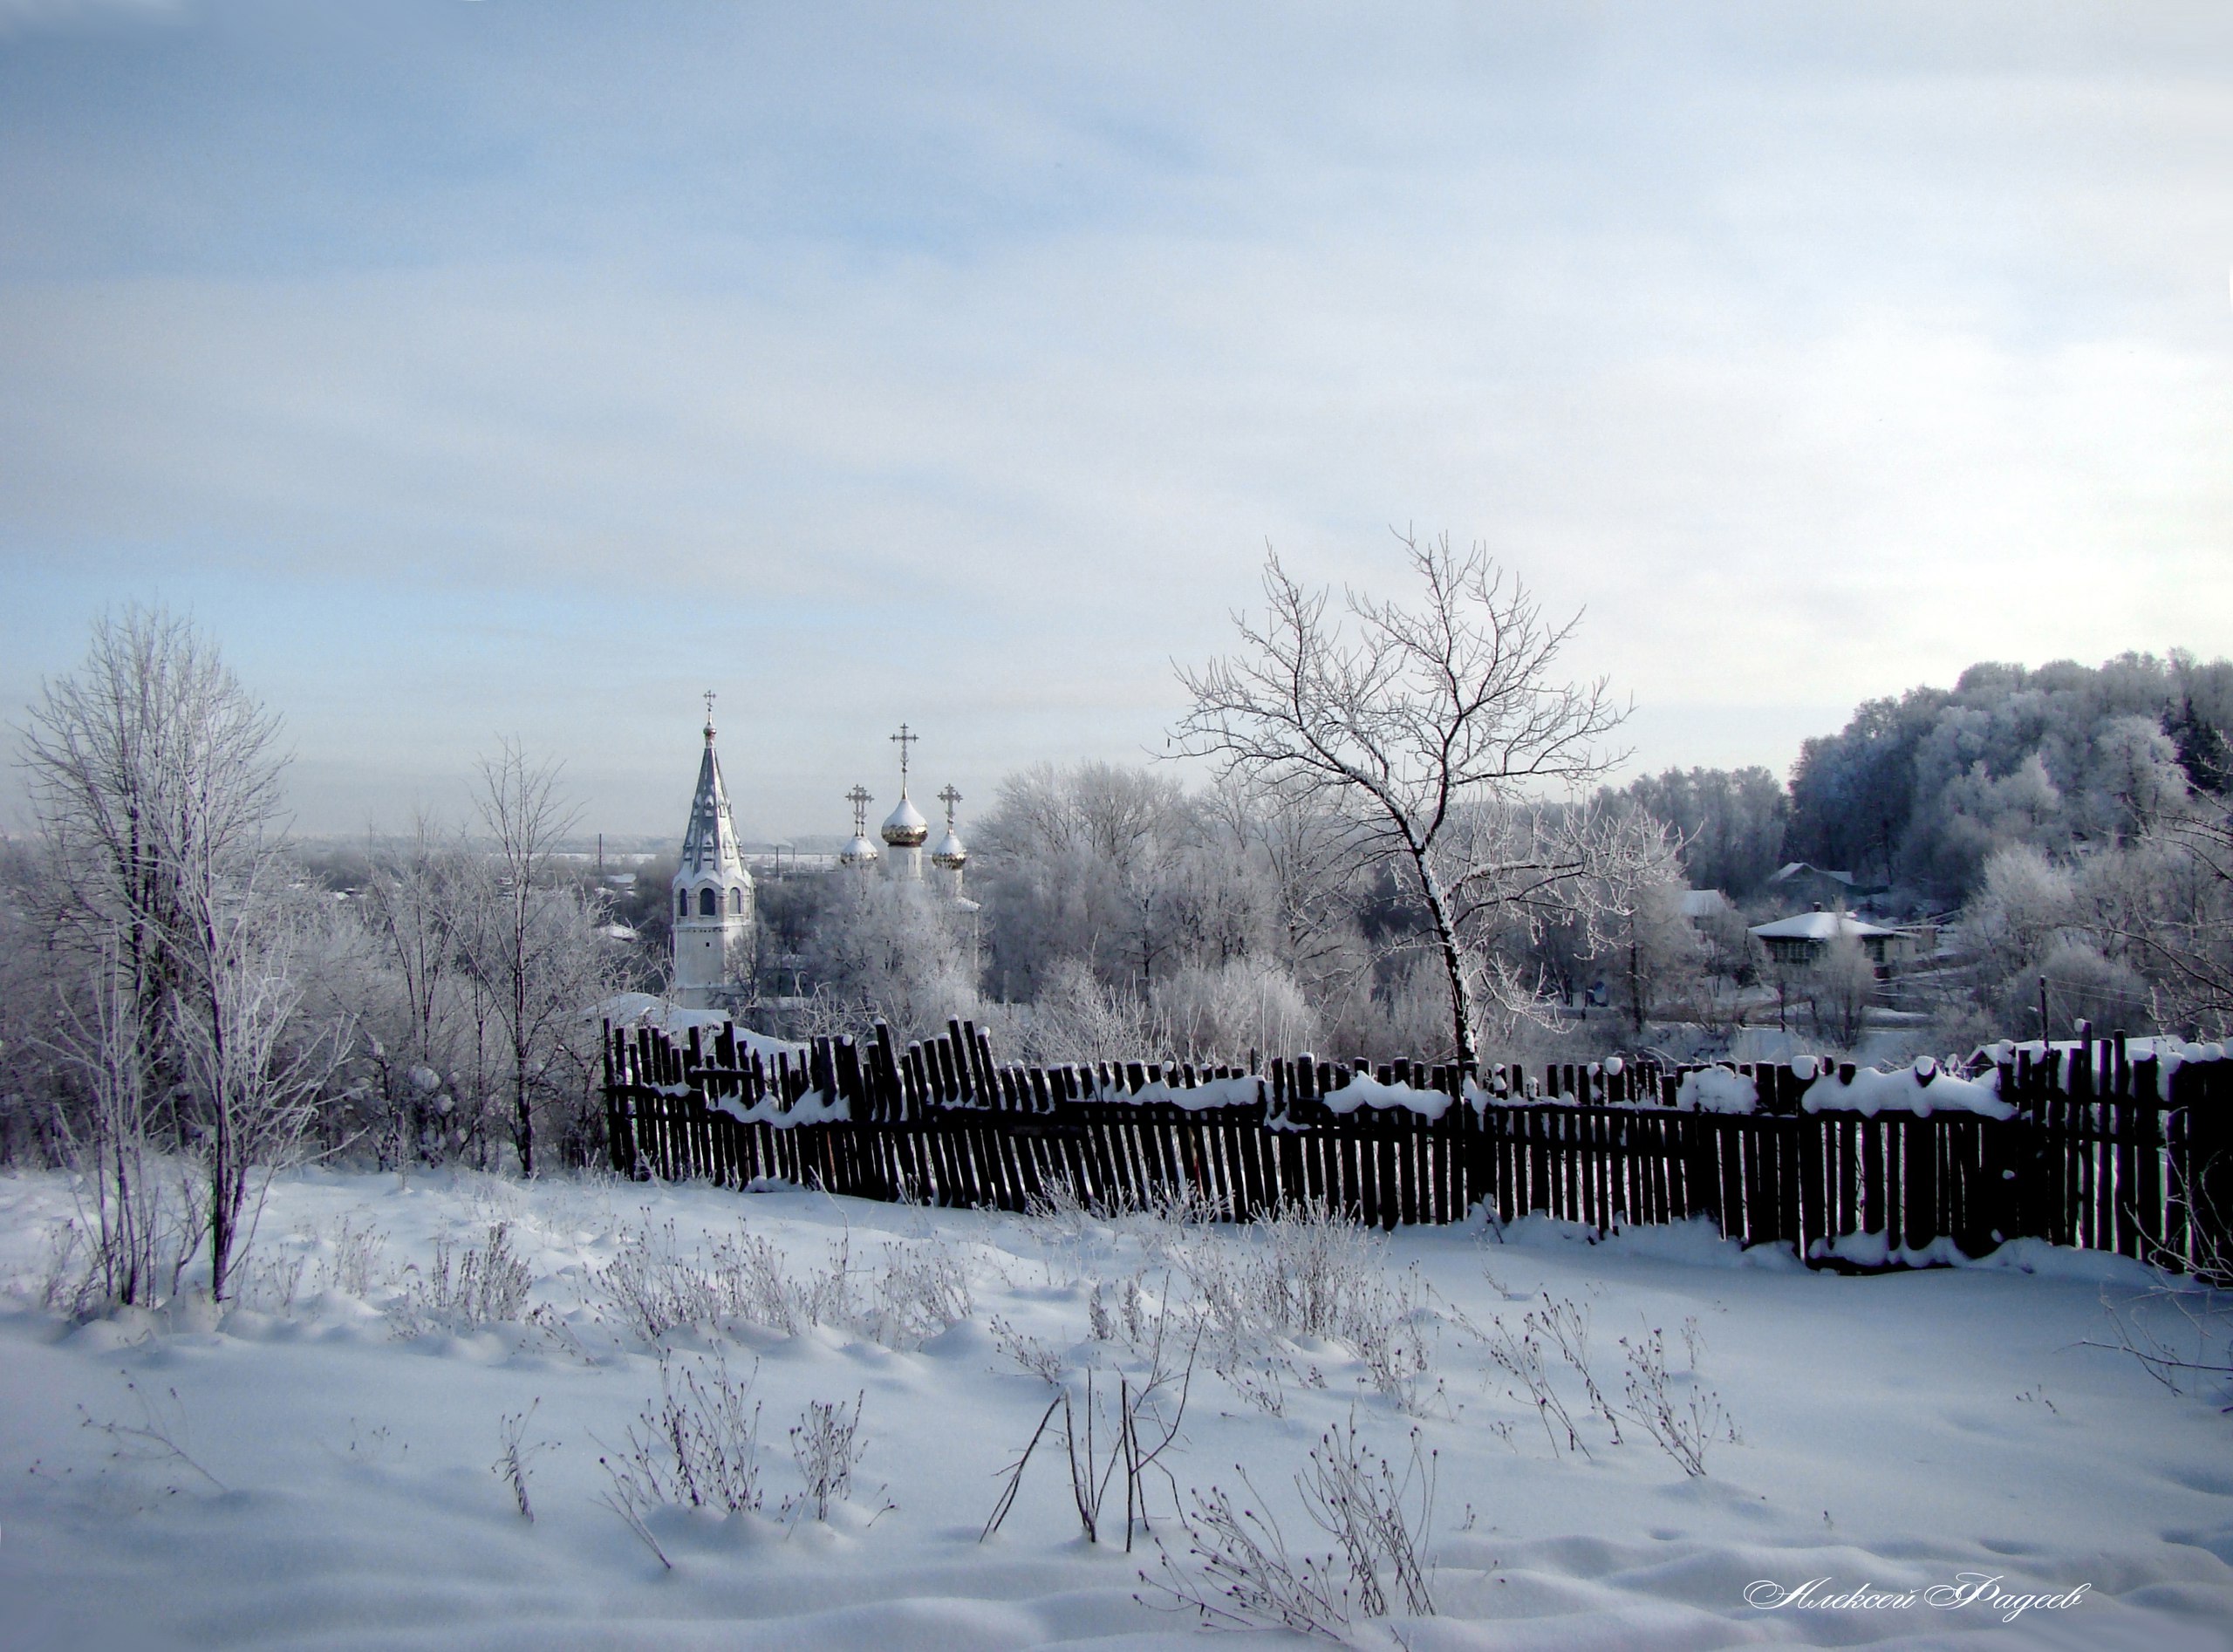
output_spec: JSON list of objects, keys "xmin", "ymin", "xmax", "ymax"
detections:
[
  {"xmin": 177, "ymin": 899, "xmax": 349, "ymax": 1299},
  {"xmin": 20, "ymin": 607, "xmax": 287, "ymax": 1089},
  {"xmin": 1177, "ymin": 534, "xmax": 1638, "ymax": 1066},
  {"xmin": 1806, "ymin": 933, "xmax": 1877, "ymax": 1050},
  {"xmin": 356, "ymin": 817, "xmax": 477, "ymax": 1164},
  {"xmin": 18, "ymin": 608, "xmax": 331, "ymax": 1300},
  {"xmin": 455, "ymin": 742, "xmax": 614, "ymax": 1176},
  {"xmin": 2113, "ymin": 809, "xmax": 2233, "ymax": 1036},
  {"xmin": 44, "ymin": 945, "xmax": 202, "ymax": 1307}
]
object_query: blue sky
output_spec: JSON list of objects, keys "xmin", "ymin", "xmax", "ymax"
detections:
[{"xmin": 2, "ymin": 1, "xmax": 2229, "ymax": 841}]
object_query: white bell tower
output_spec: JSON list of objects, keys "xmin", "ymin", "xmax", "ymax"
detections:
[{"xmin": 671, "ymin": 692, "xmax": 755, "ymax": 1009}]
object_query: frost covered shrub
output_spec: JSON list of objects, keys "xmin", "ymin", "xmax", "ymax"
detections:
[
  {"xmin": 1151, "ymin": 1413, "xmax": 1437, "ymax": 1639},
  {"xmin": 313, "ymin": 1211, "xmax": 389, "ymax": 1298},
  {"xmin": 1620, "ymin": 1322, "xmax": 1733, "ymax": 1478},
  {"xmin": 594, "ymin": 1219, "xmax": 726, "ymax": 1342},
  {"xmin": 1178, "ymin": 1202, "xmax": 1389, "ymax": 1342},
  {"xmin": 591, "ymin": 1219, "xmax": 970, "ymax": 1349},
  {"xmin": 734, "ymin": 1232, "xmax": 972, "ymax": 1348},
  {"xmin": 785, "ymin": 1391, "xmax": 866, "ymax": 1523},
  {"xmin": 1155, "ymin": 958, "xmax": 1319, "ymax": 1068},
  {"xmin": 1486, "ymin": 1294, "xmax": 1623, "ymax": 1459},
  {"xmin": 392, "ymin": 1221, "xmax": 531, "ymax": 1333},
  {"xmin": 598, "ymin": 1349, "xmax": 767, "ymax": 1565},
  {"xmin": 1170, "ymin": 1204, "xmax": 1444, "ymax": 1414},
  {"xmin": 241, "ymin": 1211, "xmax": 393, "ymax": 1313}
]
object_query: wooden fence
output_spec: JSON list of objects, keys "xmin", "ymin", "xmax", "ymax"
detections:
[{"xmin": 602, "ymin": 1018, "xmax": 2233, "ymax": 1276}]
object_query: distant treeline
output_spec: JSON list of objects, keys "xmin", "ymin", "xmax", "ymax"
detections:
[{"xmin": 1609, "ymin": 652, "xmax": 2233, "ymax": 906}]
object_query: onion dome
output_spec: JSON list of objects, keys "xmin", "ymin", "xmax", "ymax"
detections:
[
  {"xmin": 881, "ymin": 794, "xmax": 929, "ymax": 848},
  {"xmin": 840, "ymin": 784, "xmax": 881, "ymax": 865},
  {"xmin": 931, "ymin": 782, "xmax": 966, "ymax": 870}
]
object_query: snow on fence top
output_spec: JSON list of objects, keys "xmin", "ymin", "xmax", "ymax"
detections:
[
  {"xmin": 1090, "ymin": 1073, "xmax": 1267, "ymax": 1111},
  {"xmin": 1971, "ymin": 1035, "xmax": 2227, "ymax": 1100},
  {"xmin": 1800, "ymin": 1058, "xmax": 2014, "ymax": 1120},
  {"xmin": 605, "ymin": 1012, "xmax": 2224, "ymax": 1137},
  {"xmin": 1312, "ymin": 1072, "xmax": 1456, "ymax": 1121},
  {"xmin": 1675, "ymin": 1067, "xmax": 1758, "ymax": 1114}
]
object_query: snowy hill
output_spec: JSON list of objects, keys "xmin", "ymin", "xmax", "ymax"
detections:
[{"xmin": 1, "ymin": 1168, "xmax": 2227, "ymax": 1649}]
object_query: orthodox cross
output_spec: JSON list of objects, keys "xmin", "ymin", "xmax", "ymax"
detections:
[
  {"xmin": 938, "ymin": 783, "xmax": 962, "ymax": 829},
  {"xmin": 702, "ymin": 687, "xmax": 717, "ymax": 739},
  {"xmin": 845, "ymin": 785, "xmax": 873, "ymax": 836},
  {"xmin": 889, "ymin": 722, "xmax": 918, "ymax": 788}
]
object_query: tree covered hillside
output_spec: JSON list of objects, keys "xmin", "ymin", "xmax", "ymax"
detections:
[{"xmin": 1780, "ymin": 652, "xmax": 2233, "ymax": 904}]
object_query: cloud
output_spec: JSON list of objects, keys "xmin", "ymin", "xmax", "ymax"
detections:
[
  {"xmin": 1, "ymin": 2, "xmax": 2229, "ymax": 835},
  {"xmin": 0, "ymin": 0, "xmax": 175, "ymax": 33}
]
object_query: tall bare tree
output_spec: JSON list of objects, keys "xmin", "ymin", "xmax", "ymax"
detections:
[
  {"xmin": 21, "ymin": 608, "xmax": 286, "ymax": 1085},
  {"xmin": 456, "ymin": 741, "xmax": 613, "ymax": 1176},
  {"xmin": 44, "ymin": 945, "xmax": 201, "ymax": 1307},
  {"xmin": 19, "ymin": 607, "xmax": 333, "ymax": 1300},
  {"xmin": 1177, "ymin": 534, "xmax": 1642, "ymax": 1067},
  {"xmin": 2107, "ymin": 808, "xmax": 2233, "ymax": 1036},
  {"xmin": 177, "ymin": 899, "xmax": 348, "ymax": 1298}
]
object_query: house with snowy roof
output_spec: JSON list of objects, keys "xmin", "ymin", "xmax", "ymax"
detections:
[
  {"xmin": 1764, "ymin": 861, "xmax": 1885, "ymax": 910},
  {"xmin": 1748, "ymin": 910, "xmax": 1905, "ymax": 970}
]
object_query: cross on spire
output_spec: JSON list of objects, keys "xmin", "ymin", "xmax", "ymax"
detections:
[
  {"xmin": 702, "ymin": 688, "xmax": 717, "ymax": 741},
  {"xmin": 845, "ymin": 785, "xmax": 873, "ymax": 836},
  {"xmin": 938, "ymin": 783, "xmax": 962, "ymax": 828},
  {"xmin": 889, "ymin": 722, "xmax": 918, "ymax": 789}
]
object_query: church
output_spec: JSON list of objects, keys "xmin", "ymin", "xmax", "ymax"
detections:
[{"xmin": 669, "ymin": 703, "xmax": 967, "ymax": 1011}]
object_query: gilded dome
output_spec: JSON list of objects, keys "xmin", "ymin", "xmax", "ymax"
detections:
[
  {"xmin": 931, "ymin": 826, "xmax": 967, "ymax": 870},
  {"xmin": 881, "ymin": 795, "xmax": 930, "ymax": 848}
]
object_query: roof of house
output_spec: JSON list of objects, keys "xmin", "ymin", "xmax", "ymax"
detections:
[
  {"xmin": 1678, "ymin": 888, "xmax": 1735, "ymax": 918},
  {"xmin": 1749, "ymin": 911, "xmax": 1896, "ymax": 942},
  {"xmin": 1767, "ymin": 861, "xmax": 1857, "ymax": 888}
]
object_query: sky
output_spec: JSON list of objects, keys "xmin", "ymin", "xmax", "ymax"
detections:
[{"xmin": 1, "ymin": 0, "xmax": 2228, "ymax": 843}]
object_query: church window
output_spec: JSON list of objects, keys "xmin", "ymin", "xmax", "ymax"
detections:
[
  {"xmin": 678, "ymin": 890, "xmax": 688, "ymax": 918},
  {"xmin": 728, "ymin": 887, "xmax": 742, "ymax": 914},
  {"xmin": 699, "ymin": 887, "xmax": 718, "ymax": 917}
]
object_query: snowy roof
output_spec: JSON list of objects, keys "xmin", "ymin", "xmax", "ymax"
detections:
[
  {"xmin": 840, "ymin": 832, "xmax": 881, "ymax": 865},
  {"xmin": 1678, "ymin": 889, "xmax": 1732, "ymax": 918},
  {"xmin": 931, "ymin": 826, "xmax": 967, "ymax": 868},
  {"xmin": 1767, "ymin": 861, "xmax": 1857, "ymax": 887},
  {"xmin": 1749, "ymin": 911, "xmax": 1895, "ymax": 942},
  {"xmin": 590, "ymin": 992, "xmax": 806, "ymax": 1057},
  {"xmin": 881, "ymin": 794, "xmax": 929, "ymax": 847}
]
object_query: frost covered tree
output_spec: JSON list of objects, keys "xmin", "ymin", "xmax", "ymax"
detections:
[
  {"xmin": 454, "ymin": 743, "xmax": 618, "ymax": 1177},
  {"xmin": 1177, "ymin": 534, "xmax": 1650, "ymax": 1068},
  {"xmin": 801, "ymin": 870, "xmax": 982, "ymax": 1040},
  {"xmin": 176, "ymin": 898, "xmax": 349, "ymax": 1298},
  {"xmin": 1807, "ymin": 932, "xmax": 1876, "ymax": 1049},
  {"xmin": 2092, "ymin": 809, "xmax": 2233, "ymax": 1036},
  {"xmin": 1789, "ymin": 652, "xmax": 2229, "ymax": 901},
  {"xmin": 18, "ymin": 608, "xmax": 345, "ymax": 1298},
  {"xmin": 973, "ymin": 762, "xmax": 1199, "ymax": 1002},
  {"xmin": 1154, "ymin": 956, "xmax": 1320, "ymax": 1067},
  {"xmin": 1608, "ymin": 765, "xmax": 1787, "ymax": 897},
  {"xmin": 21, "ymin": 608, "xmax": 287, "ymax": 1085}
]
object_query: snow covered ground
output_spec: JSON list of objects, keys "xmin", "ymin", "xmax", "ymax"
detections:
[{"xmin": 2, "ymin": 1167, "xmax": 2229, "ymax": 1651}]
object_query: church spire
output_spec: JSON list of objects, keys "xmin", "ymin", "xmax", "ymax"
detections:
[
  {"xmin": 679, "ymin": 707, "xmax": 742, "ymax": 878},
  {"xmin": 671, "ymin": 698, "xmax": 755, "ymax": 1009}
]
